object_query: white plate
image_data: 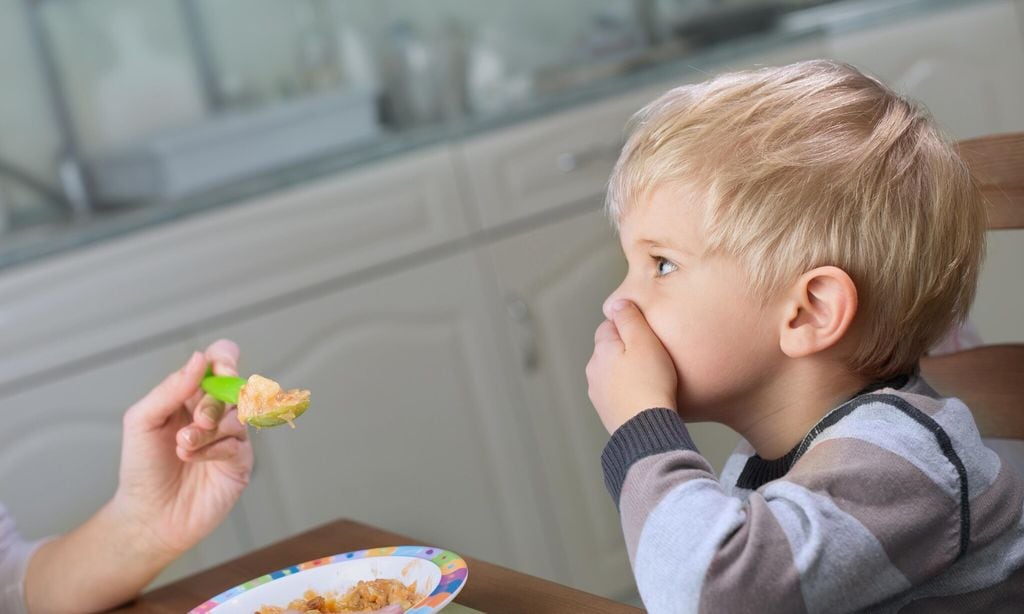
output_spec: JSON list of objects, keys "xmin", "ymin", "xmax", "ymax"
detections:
[{"xmin": 190, "ymin": 545, "xmax": 468, "ymax": 614}]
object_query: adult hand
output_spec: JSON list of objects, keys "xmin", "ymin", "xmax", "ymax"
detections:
[
  {"xmin": 586, "ymin": 300, "xmax": 678, "ymax": 434},
  {"xmin": 113, "ymin": 339, "xmax": 253, "ymax": 559}
]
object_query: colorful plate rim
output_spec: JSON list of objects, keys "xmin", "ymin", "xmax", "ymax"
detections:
[{"xmin": 188, "ymin": 545, "xmax": 469, "ymax": 614}]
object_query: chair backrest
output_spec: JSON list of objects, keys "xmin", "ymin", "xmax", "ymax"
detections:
[{"xmin": 920, "ymin": 132, "xmax": 1024, "ymax": 440}]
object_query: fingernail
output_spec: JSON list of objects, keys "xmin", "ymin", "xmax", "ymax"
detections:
[
  {"xmin": 182, "ymin": 429, "xmax": 196, "ymax": 446},
  {"xmin": 200, "ymin": 401, "xmax": 223, "ymax": 423},
  {"xmin": 611, "ymin": 300, "xmax": 628, "ymax": 312}
]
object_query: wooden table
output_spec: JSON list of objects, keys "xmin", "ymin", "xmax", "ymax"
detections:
[{"xmin": 112, "ymin": 519, "xmax": 642, "ymax": 613}]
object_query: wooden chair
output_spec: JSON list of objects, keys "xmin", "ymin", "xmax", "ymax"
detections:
[{"xmin": 920, "ymin": 133, "xmax": 1024, "ymax": 440}]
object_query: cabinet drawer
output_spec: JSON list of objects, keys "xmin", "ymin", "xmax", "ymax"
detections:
[
  {"xmin": 0, "ymin": 146, "xmax": 469, "ymax": 391},
  {"xmin": 457, "ymin": 85, "xmax": 669, "ymax": 230}
]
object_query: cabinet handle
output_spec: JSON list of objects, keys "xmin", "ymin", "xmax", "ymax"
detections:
[
  {"xmin": 556, "ymin": 140, "xmax": 626, "ymax": 174},
  {"xmin": 506, "ymin": 296, "xmax": 540, "ymax": 373}
]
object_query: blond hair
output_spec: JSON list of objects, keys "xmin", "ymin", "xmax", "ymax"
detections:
[{"xmin": 607, "ymin": 60, "xmax": 986, "ymax": 380}]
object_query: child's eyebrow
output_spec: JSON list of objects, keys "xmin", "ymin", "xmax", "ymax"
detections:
[{"xmin": 637, "ymin": 237, "xmax": 694, "ymax": 256}]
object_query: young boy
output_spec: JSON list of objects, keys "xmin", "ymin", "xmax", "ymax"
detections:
[{"xmin": 586, "ymin": 60, "xmax": 1023, "ymax": 613}]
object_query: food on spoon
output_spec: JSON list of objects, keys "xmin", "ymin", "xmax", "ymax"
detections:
[
  {"xmin": 236, "ymin": 374, "xmax": 310, "ymax": 428},
  {"xmin": 257, "ymin": 580, "xmax": 421, "ymax": 613}
]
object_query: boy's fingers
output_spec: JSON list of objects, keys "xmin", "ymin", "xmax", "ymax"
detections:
[
  {"xmin": 205, "ymin": 338, "xmax": 240, "ymax": 376},
  {"xmin": 610, "ymin": 300, "xmax": 654, "ymax": 347},
  {"xmin": 594, "ymin": 319, "xmax": 621, "ymax": 345},
  {"xmin": 128, "ymin": 352, "xmax": 205, "ymax": 429}
]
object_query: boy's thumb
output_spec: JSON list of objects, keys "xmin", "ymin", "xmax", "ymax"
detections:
[{"xmin": 610, "ymin": 300, "xmax": 651, "ymax": 345}]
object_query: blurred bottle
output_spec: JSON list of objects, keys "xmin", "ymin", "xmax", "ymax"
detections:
[
  {"xmin": 335, "ymin": 24, "xmax": 379, "ymax": 94},
  {"xmin": 584, "ymin": 0, "xmax": 647, "ymax": 56},
  {"xmin": 294, "ymin": 1, "xmax": 342, "ymax": 94},
  {"xmin": 466, "ymin": 26, "xmax": 533, "ymax": 116},
  {"xmin": 381, "ymin": 22, "xmax": 443, "ymax": 127},
  {"xmin": 466, "ymin": 26, "xmax": 506, "ymax": 116},
  {"xmin": 0, "ymin": 180, "xmax": 10, "ymax": 234},
  {"xmin": 433, "ymin": 19, "xmax": 469, "ymax": 122},
  {"xmin": 93, "ymin": 12, "xmax": 205, "ymax": 150}
]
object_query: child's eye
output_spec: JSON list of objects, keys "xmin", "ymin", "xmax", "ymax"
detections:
[{"xmin": 654, "ymin": 256, "xmax": 678, "ymax": 277}]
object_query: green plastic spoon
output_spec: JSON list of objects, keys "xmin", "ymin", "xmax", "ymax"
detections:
[
  {"xmin": 201, "ymin": 374, "xmax": 246, "ymax": 405},
  {"xmin": 200, "ymin": 371, "xmax": 310, "ymax": 428}
]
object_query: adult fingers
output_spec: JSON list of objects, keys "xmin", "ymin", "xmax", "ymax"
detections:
[
  {"xmin": 176, "ymin": 435, "xmax": 247, "ymax": 463},
  {"xmin": 205, "ymin": 338, "xmax": 240, "ymax": 377},
  {"xmin": 126, "ymin": 352, "xmax": 205, "ymax": 429},
  {"xmin": 177, "ymin": 407, "xmax": 247, "ymax": 453},
  {"xmin": 192, "ymin": 395, "xmax": 226, "ymax": 430}
]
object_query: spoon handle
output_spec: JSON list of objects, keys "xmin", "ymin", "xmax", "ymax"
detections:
[{"xmin": 201, "ymin": 373, "xmax": 246, "ymax": 405}]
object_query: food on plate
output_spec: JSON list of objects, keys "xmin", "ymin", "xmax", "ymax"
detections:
[
  {"xmin": 237, "ymin": 374, "xmax": 311, "ymax": 428},
  {"xmin": 257, "ymin": 580, "xmax": 422, "ymax": 613}
]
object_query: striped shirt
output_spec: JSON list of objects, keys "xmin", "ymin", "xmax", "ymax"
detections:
[{"xmin": 601, "ymin": 376, "xmax": 1024, "ymax": 613}]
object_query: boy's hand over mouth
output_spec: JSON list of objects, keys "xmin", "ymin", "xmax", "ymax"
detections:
[{"xmin": 586, "ymin": 299, "xmax": 678, "ymax": 434}]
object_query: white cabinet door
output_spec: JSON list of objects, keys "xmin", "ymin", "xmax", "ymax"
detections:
[
  {"xmin": 826, "ymin": 0, "xmax": 1024, "ymax": 139},
  {"xmin": 0, "ymin": 340, "xmax": 253, "ymax": 588},
  {"xmin": 482, "ymin": 207, "xmax": 740, "ymax": 599},
  {"xmin": 188, "ymin": 251, "xmax": 557, "ymax": 580}
]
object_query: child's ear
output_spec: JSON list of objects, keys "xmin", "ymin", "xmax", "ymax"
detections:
[{"xmin": 778, "ymin": 266, "xmax": 858, "ymax": 359}]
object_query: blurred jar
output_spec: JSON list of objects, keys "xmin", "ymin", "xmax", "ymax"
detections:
[
  {"xmin": 0, "ymin": 180, "xmax": 10, "ymax": 234},
  {"xmin": 291, "ymin": 0, "xmax": 342, "ymax": 95},
  {"xmin": 465, "ymin": 25, "xmax": 534, "ymax": 116},
  {"xmin": 380, "ymin": 21, "xmax": 454, "ymax": 127}
]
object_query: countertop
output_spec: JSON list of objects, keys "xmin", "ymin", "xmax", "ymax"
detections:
[{"xmin": 0, "ymin": 0, "xmax": 981, "ymax": 273}]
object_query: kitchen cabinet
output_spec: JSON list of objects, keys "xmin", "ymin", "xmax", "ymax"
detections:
[
  {"xmin": 456, "ymin": 85, "xmax": 665, "ymax": 231},
  {"xmin": 0, "ymin": 146, "xmax": 469, "ymax": 393},
  {"xmin": 188, "ymin": 250, "xmax": 558, "ymax": 582},
  {"xmin": 0, "ymin": 144, "xmax": 484, "ymax": 590},
  {"xmin": 479, "ymin": 207, "xmax": 633, "ymax": 598}
]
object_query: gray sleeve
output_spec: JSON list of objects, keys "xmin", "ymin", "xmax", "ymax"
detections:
[{"xmin": 601, "ymin": 399, "xmax": 986, "ymax": 614}]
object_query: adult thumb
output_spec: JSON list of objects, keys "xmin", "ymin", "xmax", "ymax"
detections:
[
  {"xmin": 129, "ymin": 351, "xmax": 205, "ymax": 429},
  {"xmin": 610, "ymin": 300, "xmax": 655, "ymax": 347}
]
